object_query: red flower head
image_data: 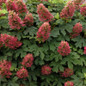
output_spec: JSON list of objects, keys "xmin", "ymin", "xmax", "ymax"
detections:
[
  {"xmin": 0, "ymin": 60, "xmax": 12, "ymax": 78},
  {"xmin": 8, "ymin": 10, "xmax": 25, "ymax": 29},
  {"xmin": 0, "ymin": 0, "xmax": 6, "ymax": 6},
  {"xmin": 73, "ymin": 0, "xmax": 85, "ymax": 10},
  {"xmin": 41, "ymin": 65, "xmax": 52, "ymax": 75},
  {"xmin": 37, "ymin": 3, "xmax": 54, "ymax": 22},
  {"xmin": 84, "ymin": 46, "xmax": 86, "ymax": 54},
  {"xmin": 60, "ymin": 1, "xmax": 75, "ymax": 20},
  {"xmin": 80, "ymin": 2, "xmax": 86, "ymax": 16},
  {"xmin": 6, "ymin": 0, "xmax": 17, "ymax": 11},
  {"xmin": 60, "ymin": 68, "xmax": 74, "ymax": 77},
  {"xmin": 1, "ymin": 34, "xmax": 22, "ymax": 49},
  {"xmin": 57, "ymin": 41, "xmax": 71, "ymax": 56},
  {"xmin": 16, "ymin": 67, "xmax": 28, "ymax": 79},
  {"xmin": 15, "ymin": 0, "xmax": 28, "ymax": 14},
  {"xmin": 21, "ymin": 54, "xmax": 34, "ymax": 67},
  {"xmin": 36, "ymin": 22, "xmax": 51, "ymax": 42},
  {"xmin": 64, "ymin": 81, "xmax": 74, "ymax": 86},
  {"xmin": 73, "ymin": 22, "xmax": 82, "ymax": 33},
  {"xmin": 23, "ymin": 12, "xmax": 34, "ymax": 26},
  {"xmin": 70, "ymin": 22, "xmax": 82, "ymax": 38}
]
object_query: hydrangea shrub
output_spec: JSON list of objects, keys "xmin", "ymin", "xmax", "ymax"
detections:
[{"xmin": 0, "ymin": 0, "xmax": 86, "ymax": 86}]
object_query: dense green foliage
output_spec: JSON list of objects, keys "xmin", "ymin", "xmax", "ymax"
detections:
[{"xmin": 0, "ymin": 0, "xmax": 86, "ymax": 86}]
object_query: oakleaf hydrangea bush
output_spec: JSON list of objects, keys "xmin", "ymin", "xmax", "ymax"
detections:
[{"xmin": 0, "ymin": 0, "xmax": 86, "ymax": 86}]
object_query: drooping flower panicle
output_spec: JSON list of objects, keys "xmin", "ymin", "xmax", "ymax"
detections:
[
  {"xmin": 16, "ymin": 67, "xmax": 28, "ymax": 79},
  {"xmin": 37, "ymin": 3, "xmax": 54, "ymax": 22},
  {"xmin": 41, "ymin": 65, "xmax": 52, "ymax": 75},
  {"xmin": 0, "ymin": 60, "xmax": 12, "ymax": 78},
  {"xmin": 8, "ymin": 11, "xmax": 25, "ymax": 29},
  {"xmin": 21, "ymin": 54, "xmax": 34, "ymax": 67},
  {"xmin": 36, "ymin": 22, "xmax": 51, "ymax": 42},
  {"xmin": 57, "ymin": 41, "xmax": 71, "ymax": 56},
  {"xmin": 1, "ymin": 34, "xmax": 22, "ymax": 49},
  {"xmin": 64, "ymin": 81, "xmax": 74, "ymax": 86}
]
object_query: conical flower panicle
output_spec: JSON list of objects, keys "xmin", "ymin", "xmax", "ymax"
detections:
[
  {"xmin": 41, "ymin": 65, "xmax": 52, "ymax": 75},
  {"xmin": 72, "ymin": 22, "xmax": 82, "ymax": 33},
  {"xmin": 23, "ymin": 12, "xmax": 34, "ymax": 26},
  {"xmin": 37, "ymin": 3, "xmax": 54, "ymax": 22},
  {"xmin": 80, "ymin": 2, "xmax": 86, "ymax": 16},
  {"xmin": 57, "ymin": 41, "xmax": 71, "ymax": 56},
  {"xmin": 70, "ymin": 22, "xmax": 82, "ymax": 38},
  {"xmin": 15, "ymin": 0, "xmax": 28, "ymax": 15},
  {"xmin": 0, "ymin": 60, "xmax": 12, "ymax": 78},
  {"xmin": 1, "ymin": 34, "xmax": 22, "ymax": 49},
  {"xmin": 60, "ymin": 68, "xmax": 74, "ymax": 77},
  {"xmin": 21, "ymin": 54, "xmax": 34, "ymax": 67},
  {"xmin": 16, "ymin": 67, "xmax": 28, "ymax": 79},
  {"xmin": 36, "ymin": 22, "xmax": 51, "ymax": 42},
  {"xmin": 60, "ymin": 1, "xmax": 75, "ymax": 20},
  {"xmin": 73, "ymin": 0, "xmax": 85, "ymax": 10},
  {"xmin": 6, "ymin": 0, "xmax": 17, "ymax": 11},
  {"xmin": 8, "ymin": 11, "xmax": 25, "ymax": 29}
]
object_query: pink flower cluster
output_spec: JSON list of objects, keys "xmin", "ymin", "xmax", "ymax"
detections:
[
  {"xmin": 15, "ymin": 0, "xmax": 28, "ymax": 14},
  {"xmin": 60, "ymin": 68, "xmax": 73, "ymax": 77},
  {"xmin": 0, "ymin": 0, "xmax": 6, "ymax": 6},
  {"xmin": 16, "ymin": 67, "xmax": 28, "ymax": 79},
  {"xmin": 37, "ymin": 3, "xmax": 54, "ymax": 22},
  {"xmin": 70, "ymin": 22, "xmax": 82, "ymax": 38},
  {"xmin": 73, "ymin": 22, "xmax": 82, "ymax": 33},
  {"xmin": 0, "ymin": 60, "xmax": 12, "ymax": 78},
  {"xmin": 1, "ymin": 34, "xmax": 22, "ymax": 49},
  {"xmin": 6, "ymin": 0, "xmax": 17, "ymax": 11},
  {"xmin": 36, "ymin": 22, "xmax": 51, "ymax": 42},
  {"xmin": 41, "ymin": 65, "xmax": 52, "ymax": 75},
  {"xmin": 64, "ymin": 81, "xmax": 74, "ymax": 86},
  {"xmin": 8, "ymin": 11, "xmax": 25, "ymax": 29},
  {"xmin": 60, "ymin": 1, "xmax": 75, "ymax": 19},
  {"xmin": 6, "ymin": 0, "xmax": 27, "ymax": 14},
  {"xmin": 57, "ymin": 41, "xmax": 71, "ymax": 56},
  {"xmin": 84, "ymin": 47, "xmax": 86, "ymax": 54},
  {"xmin": 21, "ymin": 54, "xmax": 34, "ymax": 67},
  {"xmin": 73, "ymin": 0, "xmax": 85, "ymax": 10},
  {"xmin": 80, "ymin": 3, "xmax": 86, "ymax": 16},
  {"xmin": 23, "ymin": 12, "xmax": 34, "ymax": 26}
]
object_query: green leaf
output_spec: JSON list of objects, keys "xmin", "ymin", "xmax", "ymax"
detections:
[{"xmin": 68, "ymin": 62, "xmax": 73, "ymax": 69}]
